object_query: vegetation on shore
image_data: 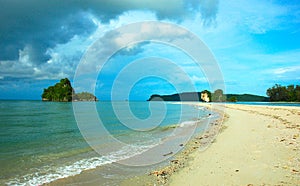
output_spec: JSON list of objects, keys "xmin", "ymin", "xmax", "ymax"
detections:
[
  {"xmin": 148, "ymin": 89, "xmax": 269, "ymax": 102},
  {"xmin": 267, "ymin": 84, "xmax": 300, "ymax": 102},
  {"xmin": 149, "ymin": 84, "xmax": 300, "ymax": 102},
  {"xmin": 41, "ymin": 78, "xmax": 97, "ymax": 102},
  {"xmin": 226, "ymin": 94, "xmax": 269, "ymax": 102}
]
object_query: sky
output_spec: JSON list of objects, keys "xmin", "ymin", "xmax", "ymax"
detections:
[{"xmin": 0, "ymin": 0, "xmax": 299, "ymax": 100}]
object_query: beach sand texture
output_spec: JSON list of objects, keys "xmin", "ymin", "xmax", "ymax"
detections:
[
  {"xmin": 45, "ymin": 104, "xmax": 300, "ymax": 186},
  {"xmin": 168, "ymin": 104, "xmax": 300, "ymax": 186}
]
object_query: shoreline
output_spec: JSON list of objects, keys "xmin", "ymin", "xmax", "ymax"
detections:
[
  {"xmin": 122, "ymin": 103, "xmax": 300, "ymax": 185},
  {"xmin": 41, "ymin": 102, "xmax": 220, "ymax": 186},
  {"xmin": 168, "ymin": 104, "xmax": 300, "ymax": 185},
  {"xmin": 37, "ymin": 103, "xmax": 300, "ymax": 185},
  {"xmin": 121, "ymin": 103, "xmax": 227, "ymax": 185}
]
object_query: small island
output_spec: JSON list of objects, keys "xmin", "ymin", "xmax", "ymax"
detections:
[{"xmin": 41, "ymin": 78, "xmax": 98, "ymax": 102}]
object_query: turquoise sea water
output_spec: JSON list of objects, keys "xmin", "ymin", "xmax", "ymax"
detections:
[{"xmin": 0, "ymin": 101, "xmax": 213, "ymax": 185}]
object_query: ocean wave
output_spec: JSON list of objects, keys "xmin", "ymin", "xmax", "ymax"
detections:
[
  {"xmin": 179, "ymin": 120, "xmax": 198, "ymax": 128},
  {"xmin": 5, "ymin": 140, "xmax": 159, "ymax": 186},
  {"xmin": 5, "ymin": 105, "xmax": 217, "ymax": 186},
  {"xmin": 159, "ymin": 114, "xmax": 213, "ymax": 132}
]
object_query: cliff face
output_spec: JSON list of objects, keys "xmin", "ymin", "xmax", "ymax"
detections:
[
  {"xmin": 41, "ymin": 78, "xmax": 97, "ymax": 102},
  {"xmin": 201, "ymin": 92, "xmax": 210, "ymax": 102}
]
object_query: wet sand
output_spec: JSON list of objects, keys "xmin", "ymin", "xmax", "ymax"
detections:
[{"xmin": 121, "ymin": 103, "xmax": 226, "ymax": 185}]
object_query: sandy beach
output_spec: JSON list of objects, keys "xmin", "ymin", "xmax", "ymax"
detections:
[
  {"xmin": 122, "ymin": 103, "xmax": 300, "ymax": 186},
  {"xmin": 40, "ymin": 103, "xmax": 300, "ymax": 186},
  {"xmin": 167, "ymin": 104, "xmax": 300, "ymax": 186}
]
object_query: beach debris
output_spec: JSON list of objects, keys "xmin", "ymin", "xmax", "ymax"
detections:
[
  {"xmin": 292, "ymin": 134, "xmax": 299, "ymax": 139},
  {"xmin": 292, "ymin": 169, "xmax": 299, "ymax": 173},
  {"xmin": 280, "ymin": 138, "xmax": 286, "ymax": 142},
  {"xmin": 150, "ymin": 170, "xmax": 168, "ymax": 176},
  {"xmin": 163, "ymin": 152, "xmax": 173, "ymax": 156},
  {"xmin": 235, "ymin": 169, "xmax": 239, "ymax": 172},
  {"xmin": 171, "ymin": 160, "xmax": 179, "ymax": 164},
  {"xmin": 146, "ymin": 111, "xmax": 223, "ymax": 186}
]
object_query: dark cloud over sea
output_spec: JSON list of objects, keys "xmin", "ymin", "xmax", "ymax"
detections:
[{"xmin": 0, "ymin": 0, "xmax": 218, "ymax": 62}]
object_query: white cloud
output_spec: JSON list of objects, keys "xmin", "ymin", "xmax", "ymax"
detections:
[
  {"xmin": 19, "ymin": 46, "xmax": 34, "ymax": 66},
  {"xmin": 0, "ymin": 33, "xmax": 90, "ymax": 80},
  {"xmin": 1, "ymin": 0, "xmax": 299, "ymax": 99},
  {"xmin": 0, "ymin": 46, "xmax": 36, "ymax": 79},
  {"xmin": 191, "ymin": 75, "xmax": 207, "ymax": 83},
  {"xmin": 76, "ymin": 21, "xmax": 193, "ymax": 76},
  {"xmin": 272, "ymin": 66, "xmax": 300, "ymax": 75}
]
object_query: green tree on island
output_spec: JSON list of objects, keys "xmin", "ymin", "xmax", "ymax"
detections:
[
  {"xmin": 42, "ymin": 78, "xmax": 74, "ymax": 101},
  {"xmin": 211, "ymin": 89, "xmax": 227, "ymax": 102},
  {"xmin": 42, "ymin": 78, "xmax": 97, "ymax": 102},
  {"xmin": 296, "ymin": 85, "xmax": 300, "ymax": 101},
  {"xmin": 267, "ymin": 84, "xmax": 300, "ymax": 102},
  {"xmin": 228, "ymin": 96, "xmax": 237, "ymax": 102}
]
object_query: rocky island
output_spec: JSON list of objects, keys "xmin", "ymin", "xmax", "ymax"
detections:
[{"xmin": 41, "ymin": 78, "xmax": 98, "ymax": 102}]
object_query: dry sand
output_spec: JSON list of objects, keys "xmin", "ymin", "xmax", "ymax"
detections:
[{"xmin": 168, "ymin": 104, "xmax": 300, "ymax": 186}]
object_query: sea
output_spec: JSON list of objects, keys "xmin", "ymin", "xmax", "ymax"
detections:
[{"xmin": 0, "ymin": 101, "xmax": 217, "ymax": 186}]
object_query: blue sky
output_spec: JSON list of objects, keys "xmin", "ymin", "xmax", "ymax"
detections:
[{"xmin": 0, "ymin": 0, "xmax": 299, "ymax": 100}]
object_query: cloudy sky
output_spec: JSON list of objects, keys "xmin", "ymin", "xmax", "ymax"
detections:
[{"xmin": 0, "ymin": 0, "xmax": 299, "ymax": 100}]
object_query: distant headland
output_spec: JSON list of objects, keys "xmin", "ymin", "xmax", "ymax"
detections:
[
  {"xmin": 41, "ymin": 78, "xmax": 98, "ymax": 102},
  {"xmin": 148, "ymin": 84, "xmax": 300, "ymax": 102},
  {"xmin": 147, "ymin": 89, "xmax": 269, "ymax": 102}
]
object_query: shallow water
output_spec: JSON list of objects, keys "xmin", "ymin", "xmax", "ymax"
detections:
[{"xmin": 0, "ymin": 101, "xmax": 214, "ymax": 185}]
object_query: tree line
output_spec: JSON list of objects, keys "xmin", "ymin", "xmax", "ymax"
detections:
[
  {"xmin": 42, "ymin": 78, "xmax": 74, "ymax": 101},
  {"xmin": 148, "ymin": 89, "xmax": 268, "ymax": 102},
  {"xmin": 267, "ymin": 84, "xmax": 300, "ymax": 102}
]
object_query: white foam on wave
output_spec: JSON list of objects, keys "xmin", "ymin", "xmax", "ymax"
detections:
[
  {"xmin": 6, "ymin": 156, "xmax": 113, "ymax": 186},
  {"xmin": 179, "ymin": 120, "xmax": 197, "ymax": 128},
  {"xmin": 6, "ymin": 140, "xmax": 159, "ymax": 186}
]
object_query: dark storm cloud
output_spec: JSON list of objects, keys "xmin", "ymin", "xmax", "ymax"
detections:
[
  {"xmin": 0, "ymin": 0, "xmax": 219, "ymax": 62},
  {"xmin": 0, "ymin": 1, "xmax": 96, "ymax": 62}
]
